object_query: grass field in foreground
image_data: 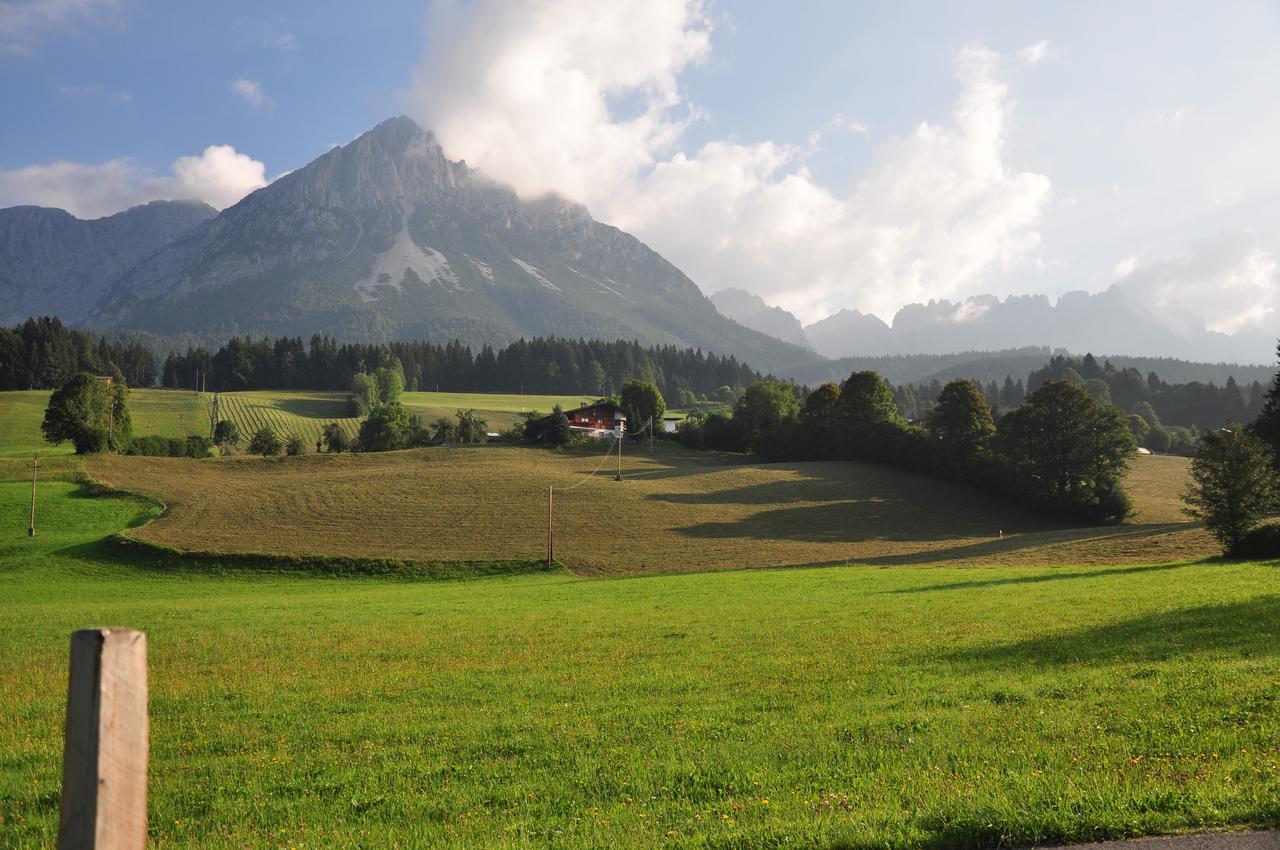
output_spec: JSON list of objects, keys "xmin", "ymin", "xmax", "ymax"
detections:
[
  {"xmin": 89, "ymin": 444, "xmax": 1220, "ymax": 573},
  {"xmin": 1, "ymin": 482, "xmax": 1277, "ymax": 849}
]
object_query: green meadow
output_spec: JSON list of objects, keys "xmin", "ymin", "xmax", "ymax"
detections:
[
  {"xmin": 1, "ymin": 479, "xmax": 1277, "ymax": 849},
  {"xmin": 0, "ymin": 388, "xmax": 599, "ymax": 462}
]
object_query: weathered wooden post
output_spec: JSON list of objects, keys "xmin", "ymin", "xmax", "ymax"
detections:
[{"xmin": 59, "ymin": 629, "xmax": 148, "ymax": 850}]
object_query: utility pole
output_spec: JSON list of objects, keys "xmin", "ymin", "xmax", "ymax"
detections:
[
  {"xmin": 547, "ymin": 486, "xmax": 554, "ymax": 569},
  {"xmin": 615, "ymin": 428, "xmax": 623, "ymax": 480},
  {"xmin": 28, "ymin": 454, "xmax": 38, "ymax": 537},
  {"xmin": 649, "ymin": 416, "xmax": 654, "ymax": 456}
]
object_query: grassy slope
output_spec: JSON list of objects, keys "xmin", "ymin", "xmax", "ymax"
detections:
[
  {"xmin": 88, "ymin": 445, "xmax": 1219, "ymax": 572},
  {"xmin": 1, "ymin": 482, "xmax": 1277, "ymax": 849},
  {"xmin": 0, "ymin": 389, "xmax": 209, "ymax": 482}
]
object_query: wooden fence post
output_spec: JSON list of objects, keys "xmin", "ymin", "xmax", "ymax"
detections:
[{"xmin": 59, "ymin": 629, "xmax": 148, "ymax": 850}]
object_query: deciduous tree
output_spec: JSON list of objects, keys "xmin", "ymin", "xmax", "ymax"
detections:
[
  {"xmin": 928, "ymin": 379, "xmax": 995, "ymax": 453},
  {"xmin": 997, "ymin": 380, "xmax": 1136, "ymax": 522}
]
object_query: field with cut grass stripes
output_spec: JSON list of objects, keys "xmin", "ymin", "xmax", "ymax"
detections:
[{"xmin": 212, "ymin": 391, "xmax": 361, "ymax": 448}]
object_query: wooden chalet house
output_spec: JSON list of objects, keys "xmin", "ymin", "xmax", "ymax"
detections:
[{"xmin": 565, "ymin": 400, "xmax": 626, "ymax": 438}]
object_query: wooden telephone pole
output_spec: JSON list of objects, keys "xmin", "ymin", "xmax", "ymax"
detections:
[{"xmin": 28, "ymin": 454, "xmax": 38, "ymax": 537}]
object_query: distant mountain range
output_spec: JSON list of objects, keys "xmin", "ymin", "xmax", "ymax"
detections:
[
  {"xmin": 1, "ymin": 115, "xmax": 1271, "ymax": 379},
  {"xmin": 712, "ymin": 289, "xmax": 1276, "ymax": 365},
  {"xmin": 0, "ymin": 117, "xmax": 812, "ymax": 375}
]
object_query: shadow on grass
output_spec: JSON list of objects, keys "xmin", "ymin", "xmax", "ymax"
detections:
[
  {"xmin": 271, "ymin": 396, "xmax": 355, "ymax": 419},
  {"xmin": 878, "ymin": 562, "xmax": 1195, "ymax": 594},
  {"xmin": 667, "ymin": 489, "xmax": 1189, "ymax": 549},
  {"xmin": 841, "ymin": 523, "xmax": 1196, "ymax": 565},
  {"xmin": 946, "ymin": 596, "xmax": 1280, "ymax": 666},
  {"xmin": 54, "ymin": 535, "xmax": 555, "ymax": 581}
]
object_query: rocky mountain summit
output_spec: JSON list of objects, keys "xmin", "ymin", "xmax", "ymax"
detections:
[{"xmin": 56, "ymin": 116, "xmax": 810, "ymax": 374}]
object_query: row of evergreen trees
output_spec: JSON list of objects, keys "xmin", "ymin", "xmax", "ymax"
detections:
[
  {"xmin": 161, "ymin": 335, "xmax": 761, "ymax": 402},
  {"xmin": 0, "ymin": 317, "xmax": 156, "ymax": 390}
]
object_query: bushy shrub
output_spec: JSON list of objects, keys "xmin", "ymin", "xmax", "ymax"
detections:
[
  {"xmin": 321, "ymin": 422, "xmax": 352, "ymax": 453},
  {"xmin": 285, "ymin": 434, "xmax": 304, "ymax": 456},
  {"xmin": 126, "ymin": 434, "xmax": 211, "ymax": 458},
  {"xmin": 701, "ymin": 411, "xmax": 745, "ymax": 453},
  {"xmin": 212, "ymin": 419, "xmax": 240, "ymax": 446},
  {"xmin": 248, "ymin": 426, "xmax": 283, "ymax": 457},
  {"xmin": 1232, "ymin": 522, "xmax": 1280, "ymax": 559},
  {"xmin": 185, "ymin": 435, "xmax": 212, "ymax": 458},
  {"xmin": 357, "ymin": 403, "xmax": 410, "ymax": 452}
]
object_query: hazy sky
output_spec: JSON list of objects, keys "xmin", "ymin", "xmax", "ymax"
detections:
[{"xmin": 2, "ymin": 0, "xmax": 1279, "ymax": 332}]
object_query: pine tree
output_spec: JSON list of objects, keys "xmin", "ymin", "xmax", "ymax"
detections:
[{"xmin": 1252, "ymin": 341, "xmax": 1280, "ymax": 465}]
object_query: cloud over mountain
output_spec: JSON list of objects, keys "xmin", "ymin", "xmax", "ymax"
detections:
[
  {"xmin": 0, "ymin": 145, "xmax": 270, "ymax": 218},
  {"xmin": 408, "ymin": 0, "xmax": 1052, "ymax": 324}
]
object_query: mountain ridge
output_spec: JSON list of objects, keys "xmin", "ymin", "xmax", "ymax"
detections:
[
  {"xmin": 708, "ymin": 288, "xmax": 1274, "ymax": 365},
  {"xmin": 0, "ymin": 199, "xmax": 216, "ymax": 325},
  {"xmin": 2, "ymin": 117, "xmax": 816, "ymax": 375}
]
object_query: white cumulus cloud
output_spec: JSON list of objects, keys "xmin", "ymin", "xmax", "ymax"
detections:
[
  {"xmin": 409, "ymin": 1, "xmax": 1052, "ymax": 323},
  {"xmin": 1018, "ymin": 40, "xmax": 1049, "ymax": 64},
  {"xmin": 229, "ymin": 77, "xmax": 270, "ymax": 108},
  {"xmin": 1110, "ymin": 236, "xmax": 1279, "ymax": 335},
  {"xmin": 0, "ymin": 145, "xmax": 270, "ymax": 218},
  {"xmin": 410, "ymin": 0, "xmax": 711, "ymax": 206}
]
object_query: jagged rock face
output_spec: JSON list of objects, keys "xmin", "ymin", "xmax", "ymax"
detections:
[
  {"xmin": 0, "ymin": 200, "xmax": 216, "ymax": 324},
  {"xmin": 78, "ymin": 116, "xmax": 810, "ymax": 373},
  {"xmin": 709, "ymin": 288, "xmax": 813, "ymax": 351}
]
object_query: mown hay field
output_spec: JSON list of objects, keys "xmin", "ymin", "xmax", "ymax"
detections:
[
  {"xmin": 88, "ymin": 444, "xmax": 1218, "ymax": 573},
  {"xmin": 1, "ymin": 481, "xmax": 1277, "ymax": 849},
  {"xmin": 399, "ymin": 389, "xmax": 601, "ymax": 431}
]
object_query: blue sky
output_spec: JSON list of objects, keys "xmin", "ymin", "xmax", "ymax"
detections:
[{"xmin": 3, "ymin": 0, "xmax": 1279, "ymax": 332}]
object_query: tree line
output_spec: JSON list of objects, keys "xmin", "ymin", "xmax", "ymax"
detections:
[
  {"xmin": 682, "ymin": 373, "xmax": 1136, "ymax": 524},
  {"xmin": 0, "ymin": 317, "xmax": 156, "ymax": 390},
  {"xmin": 894, "ymin": 353, "xmax": 1268, "ymax": 453},
  {"xmin": 160, "ymin": 335, "xmax": 762, "ymax": 402}
]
